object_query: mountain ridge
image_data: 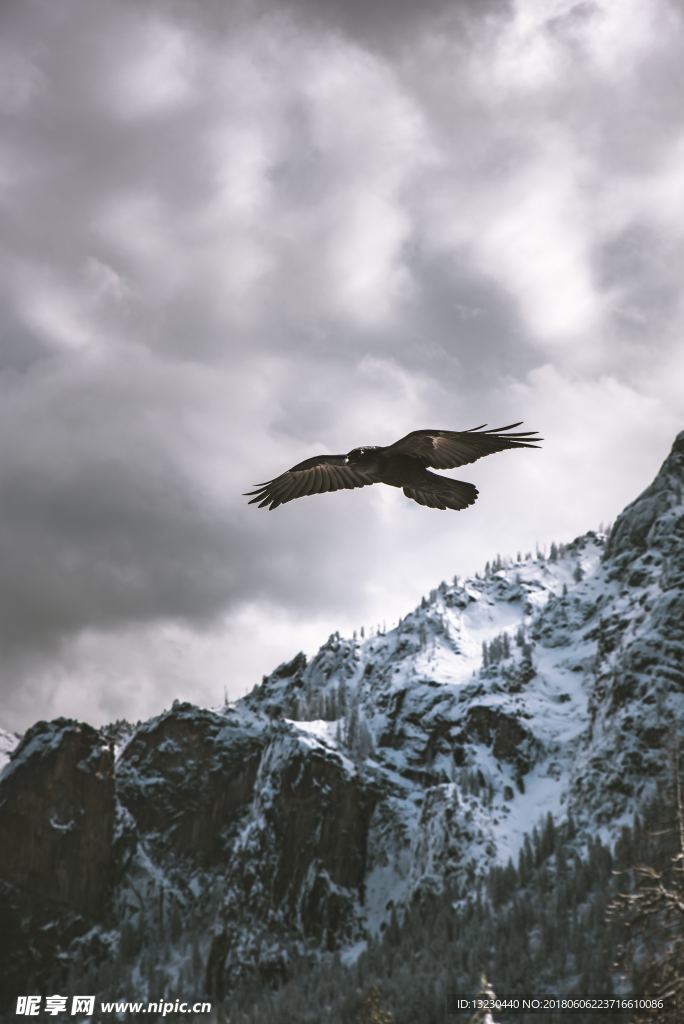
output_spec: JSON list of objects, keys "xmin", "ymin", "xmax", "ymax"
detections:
[{"xmin": 1, "ymin": 432, "xmax": 682, "ymax": 1017}]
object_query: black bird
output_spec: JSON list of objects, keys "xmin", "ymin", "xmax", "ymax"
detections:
[{"xmin": 245, "ymin": 422, "xmax": 541, "ymax": 511}]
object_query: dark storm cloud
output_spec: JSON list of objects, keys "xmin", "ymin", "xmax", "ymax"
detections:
[
  {"xmin": 0, "ymin": 357, "xmax": 232, "ymax": 641},
  {"xmin": 0, "ymin": 0, "xmax": 682, "ymax": 729},
  {"xmin": 279, "ymin": 0, "xmax": 513, "ymax": 50}
]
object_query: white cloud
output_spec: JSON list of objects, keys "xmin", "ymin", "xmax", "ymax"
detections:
[
  {"xmin": 83, "ymin": 257, "xmax": 131, "ymax": 306},
  {"xmin": 94, "ymin": 192, "xmax": 184, "ymax": 298},
  {"xmin": 14, "ymin": 264, "xmax": 96, "ymax": 351},
  {"xmin": 105, "ymin": 17, "xmax": 198, "ymax": 119},
  {"xmin": 472, "ymin": 143, "xmax": 602, "ymax": 343},
  {"xmin": 575, "ymin": 0, "xmax": 675, "ymax": 79},
  {"xmin": 506, "ymin": 364, "xmax": 674, "ymax": 534}
]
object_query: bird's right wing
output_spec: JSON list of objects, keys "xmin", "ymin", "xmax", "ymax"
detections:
[
  {"xmin": 385, "ymin": 422, "xmax": 541, "ymax": 469},
  {"xmin": 244, "ymin": 455, "xmax": 374, "ymax": 510}
]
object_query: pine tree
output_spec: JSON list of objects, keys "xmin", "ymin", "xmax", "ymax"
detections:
[
  {"xmin": 337, "ymin": 682, "xmax": 348, "ymax": 716},
  {"xmin": 541, "ymin": 812, "xmax": 555, "ymax": 860},
  {"xmin": 516, "ymin": 642, "xmax": 534, "ymax": 686},
  {"xmin": 346, "ymin": 701, "xmax": 359, "ymax": 750}
]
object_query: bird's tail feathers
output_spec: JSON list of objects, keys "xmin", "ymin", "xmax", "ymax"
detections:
[{"xmin": 403, "ymin": 475, "xmax": 478, "ymax": 511}]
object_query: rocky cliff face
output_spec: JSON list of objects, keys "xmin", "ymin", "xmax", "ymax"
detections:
[
  {"xmin": 116, "ymin": 705, "xmax": 266, "ymax": 868},
  {"xmin": 1, "ymin": 434, "xmax": 682, "ymax": 1010},
  {"xmin": 571, "ymin": 431, "xmax": 684, "ymax": 825},
  {"xmin": 0, "ymin": 720, "xmax": 115, "ymax": 1000}
]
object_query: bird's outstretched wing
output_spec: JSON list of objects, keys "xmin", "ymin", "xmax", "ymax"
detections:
[
  {"xmin": 385, "ymin": 422, "xmax": 541, "ymax": 470},
  {"xmin": 244, "ymin": 455, "xmax": 374, "ymax": 510}
]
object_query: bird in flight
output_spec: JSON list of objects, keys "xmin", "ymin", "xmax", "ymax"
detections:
[{"xmin": 245, "ymin": 422, "xmax": 541, "ymax": 511}]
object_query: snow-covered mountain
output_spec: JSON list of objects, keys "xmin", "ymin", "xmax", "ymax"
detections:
[
  {"xmin": 1, "ymin": 432, "xmax": 682, "ymax": 1019},
  {"xmin": 0, "ymin": 727, "xmax": 19, "ymax": 774}
]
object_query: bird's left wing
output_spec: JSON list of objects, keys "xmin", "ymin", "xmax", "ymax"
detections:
[
  {"xmin": 384, "ymin": 422, "xmax": 542, "ymax": 470},
  {"xmin": 244, "ymin": 454, "xmax": 374, "ymax": 510}
]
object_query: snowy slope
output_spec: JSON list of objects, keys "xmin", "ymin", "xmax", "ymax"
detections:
[{"xmin": 249, "ymin": 539, "xmax": 589, "ymax": 898}]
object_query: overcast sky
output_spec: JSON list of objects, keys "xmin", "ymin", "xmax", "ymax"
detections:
[{"xmin": 1, "ymin": 0, "xmax": 682, "ymax": 732}]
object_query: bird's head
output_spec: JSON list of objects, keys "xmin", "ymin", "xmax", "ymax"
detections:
[{"xmin": 345, "ymin": 446, "xmax": 379, "ymax": 465}]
